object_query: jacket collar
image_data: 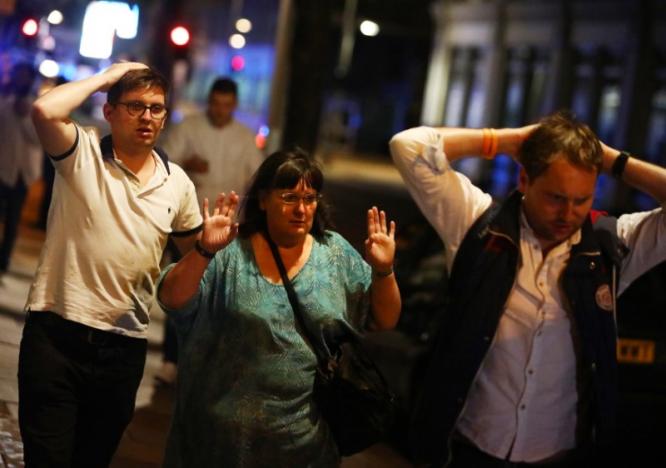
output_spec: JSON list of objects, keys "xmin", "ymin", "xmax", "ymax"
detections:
[{"xmin": 488, "ymin": 190, "xmax": 523, "ymax": 244}]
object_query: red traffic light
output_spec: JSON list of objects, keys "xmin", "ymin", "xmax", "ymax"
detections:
[
  {"xmin": 21, "ymin": 18, "xmax": 39, "ymax": 37},
  {"xmin": 169, "ymin": 25, "xmax": 190, "ymax": 47}
]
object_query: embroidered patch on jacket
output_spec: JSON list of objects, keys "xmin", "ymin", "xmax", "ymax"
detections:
[{"xmin": 595, "ymin": 284, "xmax": 613, "ymax": 311}]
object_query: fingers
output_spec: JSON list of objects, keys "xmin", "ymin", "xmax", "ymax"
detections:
[
  {"xmin": 379, "ymin": 209, "xmax": 387, "ymax": 233},
  {"xmin": 213, "ymin": 193, "xmax": 225, "ymax": 217},
  {"xmin": 202, "ymin": 197, "xmax": 210, "ymax": 220},
  {"xmin": 367, "ymin": 208, "xmax": 376, "ymax": 237},
  {"xmin": 388, "ymin": 220, "xmax": 396, "ymax": 239},
  {"xmin": 368, "ymin": 206, "xmax": 391, "ymax": 236},
  {"xmin": 224, "ymin": 191, "xmax": 240, "ymax": 220}
]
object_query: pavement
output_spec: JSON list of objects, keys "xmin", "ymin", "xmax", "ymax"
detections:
[{"xmin": 0, "ymin": 183, "xmax": 414, "ymax": 467}]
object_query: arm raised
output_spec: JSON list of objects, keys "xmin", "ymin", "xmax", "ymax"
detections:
[
  {"xmin": 31, "ymin": 62, "xmax": 147, "ymax": 156},
  {"xmin": 159, "ymin": 192, "xmax": 239, "ymax": 310},
  {"xmin": 364, "ymin": 207, "xmax": 401, "ymax": 330},
  {"xmin": 601, "ymin": 142, "xmax": 666, "ymax": 205}
]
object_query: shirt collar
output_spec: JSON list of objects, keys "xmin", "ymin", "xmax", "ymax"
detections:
[{"xmin": 100, "ymin": 134, "xmax": 171, "ymax": 175}]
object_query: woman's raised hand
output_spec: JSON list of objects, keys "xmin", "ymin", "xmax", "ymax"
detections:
[
  {"xmin": 364, "ymin": 206, "xmax": 396, "ymax": 275},
  {"xmin": 200, "ymin": 192, "xmax": 239, "ymax": 253}
]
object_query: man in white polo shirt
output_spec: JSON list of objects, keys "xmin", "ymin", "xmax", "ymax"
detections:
[{"xmin": 20, "ymin": 62, "xmax": 203, "ymax": 467}]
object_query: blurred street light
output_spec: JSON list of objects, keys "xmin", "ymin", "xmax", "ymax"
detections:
[
  {"xmin": 235, "ymin": 18, "xmax": 252, "ymax": 33},
  {"xmin": 47, "ymin": 10, "xmax": 63, "ymax": 25},
  {"xmin": 21, "ymin": 18, "xmax": 39, "ymax": 37},
  {"xmin": 229, "ymin": 33, "xmax": 245, "ymax": 49},
  {"xmin": 359, "ymin": 20, "xmax": 379, "ymax": 37},
  {"xmin": 170, "ymin": 25, "xmax": 190, "ymax": 47}
]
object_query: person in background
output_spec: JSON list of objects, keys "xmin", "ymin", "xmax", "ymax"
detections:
[
  {"xmin": 162, "ymin": 76, "xmax": 263, "ymax": 203},
  {"xmin": 22, "ymin": 62, "xmax": 202, "ymax": 466},
  {"xmin": 390, "ymin": 111, "xmax": 666, "ymax": 467},
  {"xmin": 156, "ymin": 76, "xmax": 264, "ymax": 385},
  {"xmin": 157, "ymin": 149, "xmax": 401, "ymax": 467},
  {"xmin": 0, "ymin": 62, "xmax": 41, "ymax": 274}
]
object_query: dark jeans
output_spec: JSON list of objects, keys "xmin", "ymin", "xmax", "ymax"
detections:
[
  {"xmin": 0, "ymin": 178, "xmax": 27, "ymax": 271},
  {"xmin": 18, "ymin": 312, "xmax": 147, "ymax": 468},
  {"xmin": 448, "ymin": 439, "xmax": 589, "ymax": 468}
]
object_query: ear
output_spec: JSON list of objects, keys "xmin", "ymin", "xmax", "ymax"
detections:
[
  {"xmin": 102, "ymin": 103, "xmax": 113, "ymax": 122},
  {"xmin": 518, "ymin": 167, "xmax": 529, "ymax": 193}
]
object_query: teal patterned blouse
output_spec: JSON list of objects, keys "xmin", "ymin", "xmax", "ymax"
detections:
[{"xmin": 158, "ymin": 231, "xmax": 371, "ymax": 467}]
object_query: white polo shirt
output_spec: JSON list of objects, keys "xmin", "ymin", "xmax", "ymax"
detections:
[{"xmin": 25, "ymin": 125, "xmax": 203, "ymax": 338}]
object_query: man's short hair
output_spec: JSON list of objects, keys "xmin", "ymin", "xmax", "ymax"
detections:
[
  {"xmin": 106, "ymin": 67, "xmax": 169, "ymax": 104},
  {"xmin": 209, "ymin": 77, "xmax": 238, "ymax": 98},
  {"xmin": 518, "ymin": 110, "xmax": 602, "ymax": 179}
]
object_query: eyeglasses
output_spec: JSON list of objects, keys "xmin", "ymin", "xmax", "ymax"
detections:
[
  {"xmin": 116, "ymin": 101, "xmax": 168, "ymax": 119},
  {"xmin": 279, "ymin": 192, "xmax": 321, "ymax": 205}
]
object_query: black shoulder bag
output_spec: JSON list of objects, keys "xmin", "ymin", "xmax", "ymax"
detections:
[{"xmin": 265, "ymin": 234, "xmax": 397, "ymax": 456}]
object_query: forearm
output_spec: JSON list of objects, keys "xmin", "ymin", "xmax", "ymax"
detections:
[
  {"xmin": 32, "ymin": 74, "xmax": 108, "ymax": 122},
  {"xmin": 370, "ymin": 273, "xmax": 401, "ymax": 330},
  {"xmin": 158, "ymin": 250, "xmax": 211, "ymax": 310},
  {"xmin": 433, "ymin": 127, "xmax": 529, "ymax": 162},
  {"xmin": 603, "ymin": 146, "xmax": 666, "ymax": 204}
]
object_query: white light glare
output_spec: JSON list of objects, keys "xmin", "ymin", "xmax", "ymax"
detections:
[
  {"xmin": 229, "ymin": 33, "xmax": 246, "ymax": 49},
  {"xmin": 39, "ymin": 59, "xmax": 60, "ymax": 78},
  {"xmin": 80, "ymin": 1, "xmax": 140, "ymax": 59},
  {"xmin": 47, "ymin": 10, "xmax": 64, "ymax": 25},
  {"xmin": 170, "ymin": 26, "xmax": 190, "ymax": 46},
  {"xmin": 235, "ymin": 18, "xmax": 252, "ymax": 33},
  {"xmin": 359, "ymin": 20, "xmax": 380, "ymax": 37}
]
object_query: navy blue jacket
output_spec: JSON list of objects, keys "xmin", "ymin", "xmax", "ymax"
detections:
[{"xmin": 410, "ymin": 191, "xmax": 625, "ymax": 466}]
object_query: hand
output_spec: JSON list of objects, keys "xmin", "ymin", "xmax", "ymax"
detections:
[
  {"xmin": 200, "ymin": 192, "xmax": 239, "ymax": 252},
  {"xmin": 502, "ymin": 124, "xmax": 539, "ymax": 160},
  {"xmin": 99, "ymin": 62, "xmax": 149, "ymax": 92},
  {"xmin": 599, "ymin": 140, "xmax": 620, "ymax": 174},
  {"xmin": 183, "ymin": 155, "xmax": 209, "ymax": 173},
  {"xmin": 364, "ymin": 207, "xmax": 396, "ymax": 274}
]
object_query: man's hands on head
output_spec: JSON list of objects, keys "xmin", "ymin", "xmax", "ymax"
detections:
[
  {"xmin": 500, "ymin": 124, "xmax": 539, "ymax": 161},
  {"xmin": 99, "ymin": 62, "xmax": 149, "ymax": 92},
  {"xmin": 599, "ymin": 141, "xmax": 621, "ymax": 174}
]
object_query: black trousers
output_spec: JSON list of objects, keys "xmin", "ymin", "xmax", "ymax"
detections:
[
  {"xmin": 18, "ymin": 312, "xmax": 147, "ymax": 468},
  {"xmin": 0, "ymin": 178, "xmax": 27, "ymax": 271}
]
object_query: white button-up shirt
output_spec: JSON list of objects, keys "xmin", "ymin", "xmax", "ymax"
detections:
[{"xmin": 390, "ymin": 126, "xmax": 666, "ymax": 462}]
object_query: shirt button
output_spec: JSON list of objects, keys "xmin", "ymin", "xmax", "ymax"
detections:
[
  {"xmin": 520, "ymin": 404, "xmax": 526, "ymax": 410},
  {"xmin": 589, "ymin": 261, "xmax": 596, "ymax": 270},
  {"xmin": 528, "ymin": 369, "xmax": 534, "ymax": 375}
]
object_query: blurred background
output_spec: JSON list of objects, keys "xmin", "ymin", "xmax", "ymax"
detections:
[{"xmin": 1, "ymin": 0, "xmax": 666, "ymax": 466}]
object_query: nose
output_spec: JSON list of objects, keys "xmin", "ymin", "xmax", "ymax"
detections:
[
  {"xmin": 293, "ymin": 199, "xmax": 306, "ymax": 213},
  {"xmin": 138, "ymin": 107, "xmax": 152, "ymax": 120}
]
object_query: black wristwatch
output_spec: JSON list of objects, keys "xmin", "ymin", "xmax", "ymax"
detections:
[
  {"xmin": 195, "ymin": 240, "xmax": 215, "ymax": 259},
  {"xmin": 611, "ymin": 151, "xmax": 630, "ymax": 179}
]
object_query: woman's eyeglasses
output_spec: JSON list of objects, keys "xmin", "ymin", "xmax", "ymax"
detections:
[
  {"xmin": 116, "ymin": 101, "xmax": 168, "ymax": 119},
  {"xmin": 279, "ymin": 192, "xmax": 321, "ymax": 206}
]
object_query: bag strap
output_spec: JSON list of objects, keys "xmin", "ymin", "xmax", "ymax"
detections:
[{"xmin": 264, "ymin": 233, "xmax": 329, "ymax": 366}]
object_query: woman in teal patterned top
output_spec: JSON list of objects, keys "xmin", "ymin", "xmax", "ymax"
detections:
[{"xmin": 158, "ymin": 149, "xmax": 401, "ymax": 467}]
